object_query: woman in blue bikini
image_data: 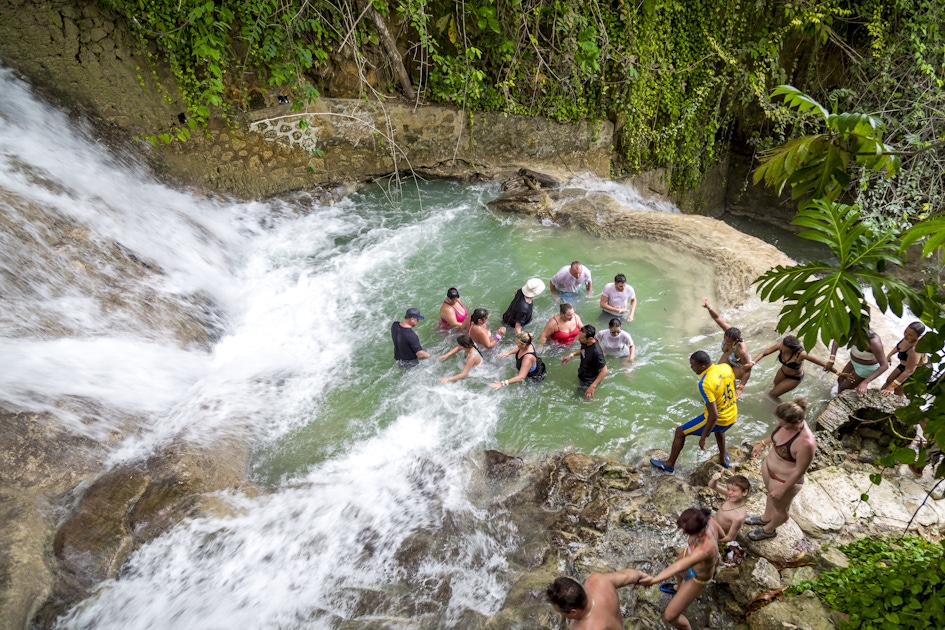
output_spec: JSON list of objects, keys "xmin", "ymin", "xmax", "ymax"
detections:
[
  {"xmin": 881, "ymin": 322, "xmax": 926, "ymax": 396},
  {"xmin": 754, "ymin": 335, "xmax": 837, "ymax": 399},
  {"xmin": 639, "ymin": 507, "xmax": 721, "ymax": 630}
]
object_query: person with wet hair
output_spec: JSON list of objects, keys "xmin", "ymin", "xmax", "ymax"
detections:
[
  {"xmin": 747, "ymin": 397, "xmax": 815, "ymax": 541},
  {"xmin": 702, "ymin": 298, "xmax": 753, "ymax": 397},
  {"xmin": 546, "ymin": 567, "xmax": 647, "ymax": 629},
  {"xmin": 707, "ymin": 472, "xmax": 750, "ymax": 543},
  {"xmin": 490, "ymin": 332, "xmax": 546, "ymax": 388},
  {"xmin": 753, "ymin": 335, "xmax": 837, "ymax": 399},
  {"xmin": 465, "ymin": 308, "xmax": 506, "ymax": 349},
  {"xmin": 562, "ymin": 324, "xmax": 608, "ymax": 400},
  {"xmin": 638, "ymin": 507, "xmax": 722, "ymax": 630},
  {"xmin": 596, "ymin": 317, "xmax": 635, "ymax": 367},
  {"xmin": 438, "ymin": 335, "xmax": 482, "ymax": 383},
  {"xmin": 600, "ymin": 273, "xmax": 636, "ymax": 320},
  {"xmin": 538, "ymin": 302, "xmax": 584, "ymax": 346},
  {"xmin": 881, "ymin": 321, "xmax": 927, "ymax": 396},
  {"xmin": 650, "ymin": 351, "xmax": 737, "ymax": 473}
]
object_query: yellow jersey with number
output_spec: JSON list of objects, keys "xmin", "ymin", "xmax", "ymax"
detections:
[{"xmin": 698, "ymin": 363, "xmax": 738, "ymax": 426}]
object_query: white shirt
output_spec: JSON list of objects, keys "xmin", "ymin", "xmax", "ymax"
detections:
[
  {"xmin": 551, "ymin": 265, "xmax": 591, "ymax": 293},
  {"xmin": 601, "ymin": 282, "xmax": 635, "ymax": 310},
  {"xmin": 597, "ymin": 329, "xmax": 634, "ymax": 356}
]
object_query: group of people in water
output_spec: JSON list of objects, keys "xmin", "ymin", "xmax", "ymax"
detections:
[
  {"xmin": 391, "ymin": 262, "xmax": 635, "ymax": 399},
  {"xmin": 390, "ymin": 261, "xmax": 930, "ymax": 630}
]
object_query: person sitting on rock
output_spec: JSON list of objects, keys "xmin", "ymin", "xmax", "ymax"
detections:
[
  {"xmin": 707, "ymin": 472, "xmax": 750, "ymax": 543},
  {"xmin": 546, "ymin": 567, "xmax": 647, "ymax": 629}
]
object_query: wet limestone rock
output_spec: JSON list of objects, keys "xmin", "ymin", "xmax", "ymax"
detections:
[
  {"xmin": 487, "ymin": 173, "xmax": 793, "ymax": 305},
  {"xmin": 716, "ymin": 556, "xmax": 781, "ymax": 605},
  {"xmin": 790, "ymin": 481, "xmax": 847, "ymax": 538},
  {"xmin": 815, "ymin": 389, "xmax": 908, "ymax": 433},
  {"xmin": 0, "ymin": 490, "xmax": 53, "ymax": 630}
]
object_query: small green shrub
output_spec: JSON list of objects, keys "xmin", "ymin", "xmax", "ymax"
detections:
[{"xmin": 789, "ymin": 536, "xmax": 945, "ymax": 629}]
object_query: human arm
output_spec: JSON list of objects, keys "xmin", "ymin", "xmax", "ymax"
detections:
[
  {"xmin": 697, "ymin": 402, "xmax": 719, "ymax": 450},
  {"xmin": 599, "ymin": 292, "xmax": 623, "ymax": 314},
  {"xmin": 416, "ymin": 350, "xmax": 432, "ymax": 360},
  {"xmin": 702, "ymin": 298, "xmax": 731, "ymax": 331},
  {"xmin": 735, "ymin": 342, "xmax": 754, "ymax": 369},
  {"xmin": 590, "ymin": 568, "xmax": 647, "ymax": 591},
  {"xmin": 753, "ymin": 343, "xmax": 780, "ymax": 364},
  {"xmin": 439, "ymin": 345, "xmax": 462, "ymax": 361},
  {"xmin": 882, "ymin": 347, "xmax": 922, "ymax": 394},
  {"xmin": 562, "ymin": 348, "xmax": 579, "ymax": 364},
  {"xmin": 717, "ymin": 514, "xmax": 745, "ymax": 544},
  {"xmin": 491, "ymin": 353, "xmax": 536, "ymax": 388},
  {"xmin": 628, "ymin": 342, "xmax": 636, "ymax": 362},
  {"xmin": 584, "ymin": 365, "xmax": 608, "ymax": 400},
  {"xmin": 538, "ymin": 317, "xmax": 557, "ymax": 346},
  {"xmin": 585, "ymin": 278, "xmax": 592, "ymax": 293},
  {"xmin": 802, "ymin": 351, "xmax": 837, "ymax": 373},
  {"xmin": 708, "ymin": 472, "xmax": 726, "ymax": 496},
  {"xmin": 441, "ymin": 354, "xmax": 482, "ymax": 383},
  {"xmin": 751, "ymin": 439, "xmax": 769, "ymax": 458},
  {"xmin": 856, "ymin": 336, "xmax": 890, "ymax": 394},
  {"xmin": 549, "ymin": 278, "xmax": 559, "ymax": 298},
  {"xmin": 627, "ymin": 295, "xmax": 636, "ymax": 322},
  {"xmin": 639, "ymin": 541, "xmax": 717, "ymax": 586},
  {"xmin": 824, "ymin": 341, "xmax": 840, "ymax": 372},
  {"xmin": 439, "ymin": 303, "xmax": 462, "ymax": 328}
]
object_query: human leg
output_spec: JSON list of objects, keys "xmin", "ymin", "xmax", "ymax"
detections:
[
  {"xmin": 663, "ymin": 579, "xmax": 705, "ymax": 630},
  {"xmin": 837, "ymin": 363, "xmax": 859, "ymax": 393},
  {"xmin": 666, "ymin": 415, "xmax": 710, "ymax": 467},
  {"xmin": 714, "ymin": 431, "xmax": 729, "ymax": 467},
  {"xmin": 768, "ymin": 369, "xmax": 802, "ymax": 398}
]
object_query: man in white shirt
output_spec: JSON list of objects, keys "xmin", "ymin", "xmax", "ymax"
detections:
[
  {"xmin": 597, "ymin": 317, "xmax": 635, "ymax": 367},
  {"xmin": 550, "ymin": 261, "xmax": 592, "ymax": 302},
  {"xmin": 600, "ymin": 273, "xmax": 636, "ymax": 321}
]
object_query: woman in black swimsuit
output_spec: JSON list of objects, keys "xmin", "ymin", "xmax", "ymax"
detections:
[
  {"xmin": 746, "ymin": 398, "xmax": 815, "ymax": 541},
  {"xmin": 753, "ymin": 335, "xmax": 837, "ymax": 399},
  {"xmin": 490, "ymin": 332, "xmax": 546, "ymax": 388},
  {"xmin": 881, "ymin": 322, "xmax": 926, "ymax": 396}
]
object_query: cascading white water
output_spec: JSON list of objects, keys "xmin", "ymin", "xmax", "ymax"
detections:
[{"xmin": 3, "ymin": 64, "xmax": 872, "ymax": 629}]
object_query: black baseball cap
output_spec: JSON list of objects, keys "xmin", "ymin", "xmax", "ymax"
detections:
[
  {"xmin": 405, "ymin": 308, "xmax": 424, "ymax": 320},
  {"xmin": 446, "ymin": 288, "xmax": 460, "ymax": 299}
]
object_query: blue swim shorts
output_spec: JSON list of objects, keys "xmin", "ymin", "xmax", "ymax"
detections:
[{"xmin": 680, "ymin": 414, "xmax": 733, "ymax": 436}]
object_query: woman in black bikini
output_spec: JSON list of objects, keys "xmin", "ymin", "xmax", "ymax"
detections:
[
  {"xmin": 753, "ymin": 335, "xmax": 837, "ymax": 399},
  {"xmin": 881, "ymin": 321, "xmax": 926, "ymax": 396},
  {"xmin": 490, "ymin": 332, "xmax": 546, "ymax": 388},
  {"xmin": 746, "ymin": 398, "xmax": 815, "ymax": 541}
]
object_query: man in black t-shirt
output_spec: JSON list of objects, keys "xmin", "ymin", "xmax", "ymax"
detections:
[
  {"xmin": 391, "ymin": 307, "xmax": 432, "ymax": 366},
  {"xmin": 562, "ymin": 324, "xmax": 608, "ymax": 399}
]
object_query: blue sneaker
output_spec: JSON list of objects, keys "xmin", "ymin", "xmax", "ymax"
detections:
[
  {"xmin": 650, "ymin": 458, "xmax": 674, "ymax": 473},
  {"xmin": 721, "ymin": 453, "xmax": 731, "ymax": 468}
]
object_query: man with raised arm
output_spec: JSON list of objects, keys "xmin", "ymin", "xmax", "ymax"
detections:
[{"xmin": 546, "ymin": 568, "xmax": 647, "ymax": 629}]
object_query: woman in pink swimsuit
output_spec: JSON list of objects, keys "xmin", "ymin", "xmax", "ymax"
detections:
[
  {"xmin": 538, "ymin": 303, "xmax": 583, "ymax": 346},
  {"xmin": 439, "ymin": 287, "xmax": 468, "ymax": 329}
]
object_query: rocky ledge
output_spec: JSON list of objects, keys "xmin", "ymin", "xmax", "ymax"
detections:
[{"xmin": 484, "ymin": 392, "xmax": 942, "ymax": 629}]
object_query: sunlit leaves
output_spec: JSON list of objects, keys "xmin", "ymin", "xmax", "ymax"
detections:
[
  {"xmin": 754, "ymin": 201, "xmax": 915, "ymax": 349},
  {"xmin": 754, "ymin": 85, "xmax": 901, "ymax": 203}
]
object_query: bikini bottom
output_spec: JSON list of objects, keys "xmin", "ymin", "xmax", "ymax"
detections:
[
  {"xmin": 852, "ymin": 361, "xmax": 880, "ymax": 378},
  {"xmin": 765, "ymin": 460, "xmax": 805, "ymax": 485},
  {"xmin": 681, "ymin": 567, "xmax": 712, "ymax": 586},
  {"xmin": 778, "ymin": 368, "xmax": 803, "ymax": 382}
]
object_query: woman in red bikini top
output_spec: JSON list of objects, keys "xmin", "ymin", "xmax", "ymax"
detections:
[
  {"xmin": 538, "ymin": 303, "xmax": 584, "ymax": 346},
  {"xmin": 439, "ymin": 287, "xmax": 468, "ymax": 329},
  {"xmin": 746, "ymin": 397, "xmax": 816, "ymax": 542}
]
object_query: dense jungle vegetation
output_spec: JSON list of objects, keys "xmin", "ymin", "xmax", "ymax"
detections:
[{"xmin": 105, "ymin": 0, "xmax": 943, "ymax": 224}]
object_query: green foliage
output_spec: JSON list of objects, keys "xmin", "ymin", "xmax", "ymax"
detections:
[
  {"xmin": 754, "ymin": 86, "xmax": 900, "ymax": 203},
  {"xmin": 754, "ymin": 200, "xmax": 916, "ymax": 349},
  {"xmin": 788, "ymin": 537, "xmax": 945, "ymax": 629}
]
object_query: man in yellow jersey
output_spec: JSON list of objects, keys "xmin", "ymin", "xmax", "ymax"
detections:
[{"xmin": 650, "ymin": 350, "xmax": 737, "ymax": 473}]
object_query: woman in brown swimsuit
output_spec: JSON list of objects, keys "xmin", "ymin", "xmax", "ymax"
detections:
[{"xmin": 746, "ymin": 398, "xmax": 816, "ymax": 541}]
